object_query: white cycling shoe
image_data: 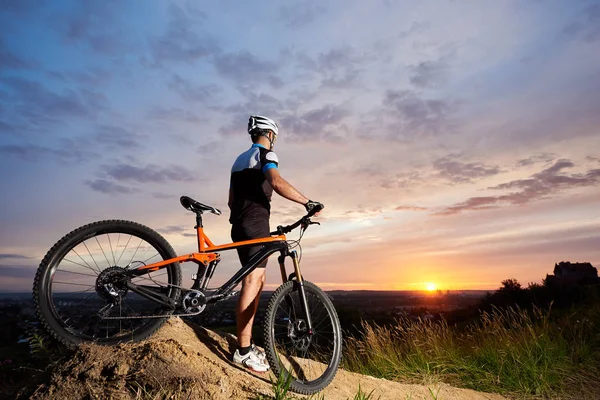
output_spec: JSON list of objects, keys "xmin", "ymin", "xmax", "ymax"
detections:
[
  {"xmin": 233, "ymin": 347, "xmax": 270, "ymax": 373},
  {"xmin": 252, "ymin": 344, "xmax": 267, "ymax": 363}
]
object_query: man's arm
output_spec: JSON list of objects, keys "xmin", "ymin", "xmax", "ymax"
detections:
[{"xmin": 265, "ymin": 168, "xmax": 309, "ymax": 205}]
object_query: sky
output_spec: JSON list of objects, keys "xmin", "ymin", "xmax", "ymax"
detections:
[{"xmin": 0, "ymin": 0, "xmax": 599, "ymax": 293}]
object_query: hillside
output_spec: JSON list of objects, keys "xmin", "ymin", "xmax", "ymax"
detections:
[{"xmin": 25, "ymin": 318, "xmax": 505, "ymax": 400}]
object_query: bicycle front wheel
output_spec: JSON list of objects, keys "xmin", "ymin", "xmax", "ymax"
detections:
[
  {"xmin": 264, "ymin": 280, "xmax": 342, "ymax": 395},
  {"xmin": 33, "ymin": 220, "xmax": 182, "ymax": 348}
]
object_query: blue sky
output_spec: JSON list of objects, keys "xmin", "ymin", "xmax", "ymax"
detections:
[{"xmin": 1, "ymin": 0, "xmax": 599, "ymax": 292}]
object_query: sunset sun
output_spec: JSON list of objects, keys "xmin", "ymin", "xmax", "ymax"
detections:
[{"xmin": 425, "ymin": 282, "xmax": 437, "ymax": 292}]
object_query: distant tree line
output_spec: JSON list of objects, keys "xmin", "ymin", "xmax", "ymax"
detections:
[{"xmin": 480, "ymin": 262, "xmax": 600, "ymax": 312}]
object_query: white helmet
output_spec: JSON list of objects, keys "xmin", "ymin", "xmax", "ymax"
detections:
[{"xmin": 248, "ymin": 115, "xmax": 279, "ymax": 136}]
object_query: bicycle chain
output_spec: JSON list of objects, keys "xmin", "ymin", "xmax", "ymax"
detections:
[
  {"xmin": 99, "ymin": 282, "xmax": 207, "ymax": 320},
  {"xmin": 100, "ymin": 309, "xmax": 204, "ymax": 320}
]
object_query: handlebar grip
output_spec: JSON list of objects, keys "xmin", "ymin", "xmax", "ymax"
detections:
[
  {"xmin": 270, "ymin": 204, "xmax": 324, "ymax": 236},
  {"xmin": 306, "ymin": 203, "xmax": 324, "ymax": 218}
]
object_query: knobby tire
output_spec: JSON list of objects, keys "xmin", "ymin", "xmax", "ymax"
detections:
[
  {"xmin": 264, "ymin": 280, "xmax": 342, "ymax": 394},
  {"xmin": 32, "ymin": 220, "xmax": 182, "ymax": 348}
]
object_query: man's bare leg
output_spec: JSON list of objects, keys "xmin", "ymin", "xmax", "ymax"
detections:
[{"xmin": 236, "ymin": 267, "xmax": 266, "ymax": 347}]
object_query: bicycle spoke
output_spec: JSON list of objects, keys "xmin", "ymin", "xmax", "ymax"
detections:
[
  {"xmin": 132, "ymin": 272, "xmax": 168, "ymax": 284},
  {"xmin": 52, "ymin": 281, "xmax": 95, "ymax": 288},
  {"xmin": 116, "ymin": 234, "xmax": 132, "ymax": 265},
  {"xmin": 141, "ymin": 252, "xmax": 162, "ymax": 265},
  {"xmin": 95, "ymin": 235, "xmax": 112, "ymax": 268},
  {"xmin": 107, "ymin": 233, "xmax": 116, "ymax": 266},
  {"xmin": 71, "ymin": 249, "xmax": 100, "ymax": 275},
  {"xmin": 126, "ymin": 238, "xmax": 144, "ymax": 268},
  {"xmin": 56, "ymin": 268, "xmax": 98, "ymax": 279},
  {"xmin": 82, "ymin": 241, "xmax": 102, "ymax": 273}
]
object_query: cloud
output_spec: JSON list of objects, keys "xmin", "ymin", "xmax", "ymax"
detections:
[
  {"xmin": 0, "ymin": 254, "xmax": 30, "ymax": 260},
  {"xmin": 1, "ymin": 77, "xmax": 110, "ymax": 128},
  {"xmin": 53, "ymin": 1, "xmax": 133, "ymax": 55},
  {"xmin": 491, "ymin": 159, "xmax": 599, "ymax": 195},
  {"xmin": 155, "ymin": 225, "xmax": 196, "ymax": 238},
  {"xmin": 155, "ymin": 225, "xmax": 196, "ymax": 237},
  {"xmin": 224, "ymin": 91, "xmax": 287, "ymax": 116},
  {"xmin": 0, "ymin": 0, "xmax": 43, "ymax": 14},
  {"xmin": 327, "ymin": 207, "xmax": 384, "ymax": 222},
  {"xmin": 0, "ymin": 38, "xmax": 32, "ymax": 71},
  {"xmin": 395, "ymin": 205, "xmax": 428, "ymax": 211},
  {"xmin": 0, "ymin": 265, "xmax": 36, "ymax": 279},
  {"xmin": 383, "ymin": 90, "xmax": 459, "ymax": 137},
  {"xmin": 197, "ymin": 140, "xmax": 222, "ymax": 155},
  {"xmin": 380, "ymin": 171, "xmax": 424, "ymax": 190},
  {"xmin": 321, "ymin": 70, "xmax": 361, "ymax": 89},
  {"xmin": 151, "ymin": 192, "xmax": 176, "ymax": 200},
  {"xmin": 1, "ymin": 125, "xmax": 137, "ymax": 163},
  {"xmin": 0, "ymin": 144, "xmax": 88, "ymax": 163},
  {"xmin": 0, "ymin": 120, "xmax": 15, "ymax": 134},
  {"xmin": 409, "ymin": 59, "xmax": 449, "ymax": 89},
  {"xmin": 148, "ymin": 106, "xmax": 203, "ymax": 123},
  {"xmin": 433, "ymin": 156, "xmax": 502, "ymax": 184},
  {"xmin": 435, "ymin": 196, "xmax": 500, "ymax": 215},
  {"xmin": 279, "ymin": 104, "xmax": 349, "ymax": 138},
  {"xmin": 437, "ymin": 159, "xmax": 600, "ymax": 215},
  {"xmin": 587, "ymin": 156, "xmax": 600, "ymax": 164},
  {"xmin": 294, "ymin": 47, "xmax": 364, "ymax": 89},
  {"xmin": 397, "ymin": 21, "xmax": 430, "ymax": 39},
  {"xmin": 64, "ymin": 68, "xmax": 113, "ymax": 87},
  {"xmin": 94, "ymin": 125, "xmax": 145, "ymax": 150},
  {"xmin": 156, "ymin": 225, "xmax": 186, "ymax": 234},
  {"xmin": 515, "ymin": 153, "xmax": 557, "ymax": 168},
  {"xmin": 86, "ymin": 179, "xmax": 135, "ymax": 194},
  {"xmin": 213, "ymin": 50, "xmax": 282, "ymax": 87},
  {"xmin": 103, "ymin": 164, "xmax": 197, "ymax": 184},
  {"xmin": 147, "ymin": 2, "xmax": 219, "ymax": 66},
  {"xmin": 168, "ymin": 74, "xmax": 221, "ymax": 104},
  {"xmin": 278, "ymin": 2, "xmax": 326, "ymax": 29},
  {"xmin": 563, "ymin": 3, "xmax": 600, "ymax": 43}
]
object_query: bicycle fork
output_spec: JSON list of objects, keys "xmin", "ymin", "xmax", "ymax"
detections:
[{"xmin": 279, "ymin": 250, "xmax": 314, "ymax": 335}]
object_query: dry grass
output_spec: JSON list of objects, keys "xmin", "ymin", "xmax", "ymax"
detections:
[{"xmin": 343, "ymin": 305, "xmax": 600, "ymax": 399}]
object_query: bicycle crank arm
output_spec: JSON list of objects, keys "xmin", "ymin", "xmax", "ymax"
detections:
[
  {"xmin": 204, "ymin": 290, "xmax": 239, "ymax": 304},
  {"xmin": 126, "ymin": 281, "xmax": 177, "ymax": 309}
]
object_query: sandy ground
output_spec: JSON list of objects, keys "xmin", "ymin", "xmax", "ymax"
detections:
[{"xmin": 28, "ymin": 318, "xmax": 507, "ymax": 400}]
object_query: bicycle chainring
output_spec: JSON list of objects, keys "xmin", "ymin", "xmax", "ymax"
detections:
[{"xmin": 182, "ymin": 290, "xmax": 207, "ymax": 314}]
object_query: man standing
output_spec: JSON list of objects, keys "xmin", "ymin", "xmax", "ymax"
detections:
[{"xmin": 228, "ymin": 115, "xmax": 322, "ymax": 372}]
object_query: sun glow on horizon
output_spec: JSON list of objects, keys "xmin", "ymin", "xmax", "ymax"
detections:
[{"xmin": 425, "ymin": 282, "xmax": 437, "ymax": 291}]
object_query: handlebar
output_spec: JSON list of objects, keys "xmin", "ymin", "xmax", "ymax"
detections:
[{"xmin": 270, "ymin": 203, "xmax": 324, "ymax": 236}]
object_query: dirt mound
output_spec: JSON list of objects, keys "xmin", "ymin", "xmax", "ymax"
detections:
[{"xmin": 28, "ymin": 318, "xmax": 506, "ymax": 399}]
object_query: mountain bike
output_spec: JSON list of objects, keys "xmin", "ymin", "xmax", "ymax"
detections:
[{"xmin": 32, "ymin": 196, "xmax": 341, "ymax": 394}]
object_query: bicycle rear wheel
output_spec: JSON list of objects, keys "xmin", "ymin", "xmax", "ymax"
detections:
[
  {"xmin": 33, "ymin": 220, "xmax": 182, "ymax": 348},
  {"xmin": 264, "ymin": 280, "xmax": 342, "ymax": 395}
]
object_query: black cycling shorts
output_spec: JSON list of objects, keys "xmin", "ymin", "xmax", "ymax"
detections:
[{"xmin": 231, "ymin": 218, "xmax": 270, "ymax": 268}]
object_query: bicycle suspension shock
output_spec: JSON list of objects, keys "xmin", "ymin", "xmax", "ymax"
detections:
[{"xmin": 290, "ymin": 250, "xmax": 314, "ymax": 334}]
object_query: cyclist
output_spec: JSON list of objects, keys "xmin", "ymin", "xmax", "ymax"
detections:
[{"xmin": 229, "ymin": 115, "xmax": 322, "ymax": 372}]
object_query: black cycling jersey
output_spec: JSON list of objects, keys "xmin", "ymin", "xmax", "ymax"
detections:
[{"xmin": 229, "ymin": 143, "xmax": 279, "ymax": 224}]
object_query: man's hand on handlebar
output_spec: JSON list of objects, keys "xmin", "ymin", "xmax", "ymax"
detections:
[
  {"xmin": 304, "ymin": 200, "xmax": 324, "ymax": 217},
  {"xmin": 270, "ymin": 202, "xmax": 324, "ymax": 236}
]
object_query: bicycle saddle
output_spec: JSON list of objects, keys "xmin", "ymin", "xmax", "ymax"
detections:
[{"xmin": 180, "ymin": 196, "xmax": 222, "ymax": 215}]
